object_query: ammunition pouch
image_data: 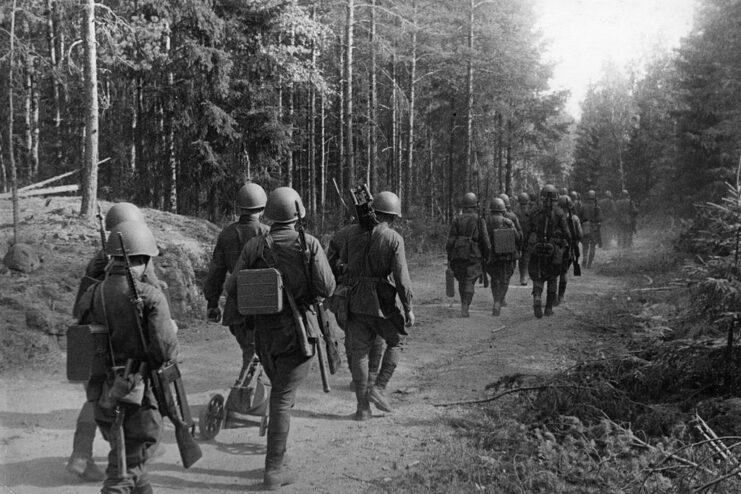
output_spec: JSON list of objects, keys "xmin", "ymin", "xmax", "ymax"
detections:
[
  {"xmin": 534, "ymin": 242, "xmax": 555, "ymax": 257},
  {"xmin": 100, "ymin": 366, "xmax": 145, "ymax": 408}
]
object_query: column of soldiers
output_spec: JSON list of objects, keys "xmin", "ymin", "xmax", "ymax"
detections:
[{"xmin": 445, "ymin": 184, "xmax": 638, "ymax": 319}]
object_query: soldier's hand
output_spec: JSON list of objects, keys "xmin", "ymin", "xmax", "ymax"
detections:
[
  {"xmin": 405, "ymin": 310, "xmax": 415, "ymax": 327},
  {"xmin": 207, "ymin": 306, "xmax": 222, "ymax": 323}
]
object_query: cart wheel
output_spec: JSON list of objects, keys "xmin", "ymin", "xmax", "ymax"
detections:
[
  {"xmin": 259, "ymin": 414, "xmax": 268, "ymax": 437},
  {"xmin": 198, "ymin": 394, "xmax": 225, "ymax": 441}
]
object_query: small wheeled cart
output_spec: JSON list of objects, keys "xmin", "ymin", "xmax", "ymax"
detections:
[{"xmin": 198, "ymin": 355, "xmax": 271, "ymax": 440}]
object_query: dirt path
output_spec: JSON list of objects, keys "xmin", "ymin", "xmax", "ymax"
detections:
[{"xmin": 0, "ymin": 254, "xmax": 626, "ymax": 493}]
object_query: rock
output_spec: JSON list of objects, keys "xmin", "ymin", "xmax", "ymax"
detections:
[
  {"xmin": 25, "ymin": 307, "xmax": 53, "ymax": 332},
  {"xmin": 155, "ymin": 242, "xmax": 203, "ymax": 321},
  {"xmin": 3, "ymin": 243, "xmax": 42, "ymax": 273}
]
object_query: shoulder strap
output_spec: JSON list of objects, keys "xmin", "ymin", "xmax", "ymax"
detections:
[{"xmin": 98, "ymin": 280, "xmax": 118, "ymax": 367}]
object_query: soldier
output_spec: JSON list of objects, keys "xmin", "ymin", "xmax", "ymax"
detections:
[
  {"xmin": 445, "ymin": 192, "xmax": 490, "ymax": 317},
  {"xmin": 77, "ymin": 221, "xmax": 179, "ymax": 493},
  {"xmin": 598, "ymin": 190, "xmax": 616, "ymax": 248},
  {"xmin": 68, "ymin": 202, "xmax": 157, "ymax": 483},
  {"xmin": 204, "ymin": 183, "xmax": 269, "ymax": 373},
  {"xmin": 556, "ymin": 195, "xmax": 583, "ymax": 305},
  {"xmin": 225, "ymin": 187, "xmax": 335, "ymax": 490},
  {"xmin": 513, "ymin": 192, "xmax": 531, "ymax": 286},
  {"xmin": 326, "ymin": 219, "xmax": 385, "ymax": 388},
  {"xmin": 580, "ymin": 190, "xmax": 602, "ymax": 268},
  {"xmin": 340, "ymin": 191, "xmax": 415, "ymax": 420},
  {"xmin": 615, "ymin": 189, "xmax": 639, "ymax": 248},
  {"xmin": 498, "ymin": 193, "xmax": 522, "ymax": 307},
  {"xmin": 486, "ymin": 198, "xmax": 521, "ymax": 316},
  {"xmin": 570, "ymin": 191, "xmax": 583, "ymax": 218},
  {"xmin": 523, "ymin": 185, "xmax": 571, "ymax": 318}
]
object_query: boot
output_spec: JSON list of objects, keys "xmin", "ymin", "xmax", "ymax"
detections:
[
  {"xmin": 354, "ymin": 385, "xmax": 371, "ymax": 421},
  {"xmin": 545, "ymin": 292, "xmax": 555, "ymax": 317},
  {"xmin": 557, "ymin": 280, "xmax": 567, "ymax": 306},
  {"xmin": 492, "ymin": 301, "xmax": 501, "ymax": 316},
  {"xmin": 533, "ymin": 293, "xmax": 543, "ymax": 319},
  {"xmin": 461, "ymin": 304, "xmax": 470, "ymax": 317},
  {"xmin": 520, "ymin": 275, "xmax": 528, "ymax": 286},
  {"xmin": 264, "ymin": 466, "xmax": 298, "ymax": 491},
  {"xmin": 368, "ymin": 371, "xmax": 378, "ymax": 387},
  {"xmin": 368, "ymin": 385, "xmax": 393, "ymax": 413}
]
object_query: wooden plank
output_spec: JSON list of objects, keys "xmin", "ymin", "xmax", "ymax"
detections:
[
  {"xmin": 0, "ymin": 184, "xmax": 79, "ymax": 199},
  {"xmin": 18, "ymin": 157, "xmax": 110, "ymax": 192}
]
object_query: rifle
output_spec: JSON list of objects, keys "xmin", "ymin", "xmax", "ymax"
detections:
[
  {"xmin": 349, "ymin": 184, "xmax": 378, "ymax": 230},
  {"xmin": 118, "ymin": 233, "xmax": 202, "ymax": 469},
  {"xmin": 294, "ymin": 202, "xmax": 338, "ymax": 393},
  {"xmin": 476, "ymin": 174, "xmax": 489, "ymax": 288},
  {"xmin": 96, "ymin": 202, "xmax": 107, "ymax": 250},
  {"xmin": 112, "ymin": 358, "xmax": 133, "ymax": 479},
  {"xmin": 566, "ymin": 209, "xmax": 582, "ymax": 276}
]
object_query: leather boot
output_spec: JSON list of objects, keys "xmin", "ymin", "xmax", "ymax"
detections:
[
  {"xmin": 533, "ymin": 293, "xmax": 543, "ymax": 319},
  {"xmin": 264, "ymin": 433, "xmax": 296, "ymax": 490},
  {"xmin": 557, "ymin": 280, "xmax": 566, "ymax": 306},
  {"xmin": 545, "ymin": 292, "xmax": 555, "ymax": 317},
  {"xmin": 354, "ymin": 385, "xmax": 371, "ymax": 421},
  {"xmin": 368, "ymin": 371, "xmax": 378, "ymax": 387},
  {"xmin": 492, "ymin": 301, "xmax": 501, "ymax": 316},
  {"xmin": 368, "ymin": 385, "xmax": 393, "ymax": 413},
  {"xmin": 264, "ymin": 466, "xmax": 298, "ymax": 491}
]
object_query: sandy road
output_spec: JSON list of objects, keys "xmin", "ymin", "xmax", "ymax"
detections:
[{"xmin": 0, "ymin": 255, "xmax": 622, "ymax": 493}]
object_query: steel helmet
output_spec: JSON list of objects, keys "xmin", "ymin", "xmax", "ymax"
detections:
[
  {"xmin": 264, "ymin": 187, "xmax": 306, "ymax": 223},
  {"xmin": 490, "ymin": 197, "xmax": 506, "ymax": 213},
  {"xmin": 622, "ymin": 189, "xmax": 629, "ymax": 197},
  {"xmin": 605, "ymin": 190, "xmax": 613, "ymax": 199},
  {"xmin": 105, "ymin": 202, "xmax": 145, "ymax": 230},
  {"xmin": 236, "ymin": 183, "xmax": 267, "ymax": 210},
  {"xmin": 570, "ymin": 191, "xmax": 579, "ymax": 201},
  {"xmin": 373, "ymin": 191, "xmax": 402, "ymax": 217},
  {"xmin": 499, "ymin": 193, "xmax": 511, "ymax": 209},
  {"xmin": 586, "ymin": 190, "xmax": 596, "ymax": 200},
  {"xmin": 461, "ymin": 192, "xmax": 478, "ymax": 209},
  {"xmin": 558, "ymin": 195, "xmax": 572, "ymax": 209},
  {"xmin": 518, "ymin": 192, "xmax": 529, "ymax": 205},
  {"xmin": 541, "ymin": 184, "xmax": 558, "ymax": 203},
  {"xmin": 559, "ymin": 187, "xmax": 569, "ymax": 196},
  {"xmin": 106, "ymin": 221, "xmax": 159, "ymax": 257}
]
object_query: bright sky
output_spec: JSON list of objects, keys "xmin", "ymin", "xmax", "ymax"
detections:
[{"xmin": 535, "ymin": 0, "xmax": 696, "ymax": 118}]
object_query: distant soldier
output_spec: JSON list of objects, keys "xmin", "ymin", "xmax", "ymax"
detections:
[
  {"xmin": 614, "ymin": 189, "xmax": 639, "ymax": 248},
  {"xmin": 570, "ymin": 191, "xmax": 583, "ymax": 218},
  {"xmin": 513, "ymin": 192, "xmax": 532, "ymax": 286},
  {"xmin": 598, "ymin": 190, "xmax": 617, "ymax": 247},
  {"xmin": 580, "ymin": 190, "xmax": 602, "ymax": 268},
  {"xmin": 524, "ymin": 185, "xmax": 572, "ymax": 318},
  {"xmin": 78, "ymin": 221, "xmax": 180, "ymax": 493},
  {"xmin": 69, "ymin": 202, "xmax": 159, "ymax": 483},
  {"xmin": 326, "ymin": 219, "xmax": 385, "ymax": 388},
  {"xmin": 446, "ymin": 192, "xmax": 490, "ymax": 317},
  {"xmin": 556, "ymin": 195, "xmax": 582, "ymax": 305},
  {"xmin": 204, "ymin": 183, "xmax": 269, "ymax": 373},
  {"xmin": 225, "ymin": 187, "xmax": 335, "ymax": 489},
  {"xmin": 340, "ymin": 191, "xmax": 415, "ymax": 420},
  {"xmin": 486, "ymin": 198, "xmax": 521, "ymax": 316},
  {"xmin": 498, "ymin": 193, "xmax": 522, "ymax": 307}
]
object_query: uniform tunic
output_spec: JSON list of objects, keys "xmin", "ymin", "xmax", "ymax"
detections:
[
  {"xmin": 485, "ymin": 214, "xmax": 520, "ymax": 303},
  {"xmin": 78, "ymin": 264, "xmax": 179, "ymax": 493},
  {"xmin": 445, "ymin": 212, "xmax": 490, "ymax": 290},
  {"xmin": 524, "ymin": 205, "xmax": 572, "ymax": 292}
]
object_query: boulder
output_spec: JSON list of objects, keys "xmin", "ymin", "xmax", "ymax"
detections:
[{"xmin": 3, "ymin": 243, "xmax": 42, "ymax": 273}]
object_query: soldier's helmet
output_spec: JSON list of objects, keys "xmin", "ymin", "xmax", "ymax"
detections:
[
  {"xmin": 541, "ymin": 184, "xmax": 558, "ymax": 203},
  {"xmin": 105, "ymin": 202, "xmax": 145, "ymax": 230},
  {"xmin": 374, "ymin": 191, "xmax": 402, "ymax": 217},
  {"xmin": 559, "ymin": 187, "xmax": 569, "ymax": 196},
  {"xmin": 106, "ymin": 220, "xmax": 159, "ymax": 257},
  {"xmin": 490, "ymin": 197, "xmax": 506, "ymax": 213},
  {"xmin": 558, "ymin": 195, "xmax": 572, "ymax": 209},
  {"xmin": 586, "ymin": 190, "xmax": 597, "ymax": 200},
  {"xmin": 236, "ymin": 183, "xmax": 267, "ymax": 210},
  {"xmin": 518, "ymin": 192, "xmax": 529, "ymax": 205},
  {"xmin": 461, "ymin": 192, "xmax": 478, "ymax": 209},
  {"xmin": 622, "ymin": 189, "xmax": 629, "ymax": 197},
  {"xmin": 264, "ymin": 187, "xmax": 306, "ymax": 223},
  {"xmin": 499, "ymin": 193, "xmax": 511, "ymax": 208},
  {"xmin": 528, "ymin": 192, "xmax": 537, "ymax": 202},
  {"xmin": 570, "ymin": 191, "xmax": 579, "ymax": 201},
  {"xmin": 605, "ymin": 190, "xmax": 613, "ymax": 199}
]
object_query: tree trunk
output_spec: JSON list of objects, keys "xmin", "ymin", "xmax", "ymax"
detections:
[
  {"xmin": 338, "ymin": 42, "xmax": 345, "ymax": 191},
  {"xmin": 24, "ymin": 56, "xmax": 33, "ymax": 181},
  {"xmin": 79, "ymin": 0, "xmax": 99, "ymax": 218},
  {"xmin": 404, "ymin": 0, "xmax": 417, "ymax": 213},
  {"xmin": 0, "ymin": 139, "xmax": 7, "ymax": 194},
  {"xmin": 309, "ymin": 6, "xmax": 317, "ymax": 217},
  {"xmin": 497, "ymin": 112, "xmax": 503, "ymax": 191},
  {"xmin": 165, "ymin": 23, "xmax": 177, "ymax": 213},
  {"xmin": 46, "ymin": 0, "xmax": 63, "ymax": 166},
  {"xmin": 8, "ymin": 0, "xmax": 19, "ymax": 242},
  {"xmin": 31, "ymin": 64, "xmax": 39, "ymax": 179},
  {"xmin": 368, "ymin": 0, "xmax": 377, "ymax": 190},
  {"xmin": 427, "ymin": 101, "xmax": 433, "ymax": 217},
  {"xmin": 320, "ymin": 91, "xmax": 326, "ymax": 229},
  {"xmin": 391, "ymin": 51, "xmax": 397, "ymax": 191},
  {"xmin": 344, "ymin": 0, "xmax": 355, "ymax": 189},
  {"xmin": 505, "ymin": 118, "xmax": 513, "ymax": 195},
  {"xmin": 465, "ymin": 0, "xmax": 474, "ymax": 191}
]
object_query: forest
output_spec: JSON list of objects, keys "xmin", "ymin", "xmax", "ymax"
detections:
[{"xmin": 0, "ymin": 0, "xmax": 740, "ymax": 225}]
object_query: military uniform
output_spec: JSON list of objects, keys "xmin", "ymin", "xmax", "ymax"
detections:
[
  {"xmin": 445, "ymin": 211, "xmax": 490, "ymax": 316},
  {"xmin": 580, "ymin": 198, "xmax": 602, "ymax": 268},
  {"xmin": 485, "ymin": 212, "xmax": 520, "ymax": 315},
  {"xmin": 326, "ymin": 223, "xmax": 384, "ymax": 383},
  {"xmin": 524, "ymin": 194, "xmax": 572, "ymax": 317},
  {"xmin": 598, "ymin": 194, "xmax": 616, "ymax": 247},
  {"xmin": 614, "ymin": 195, "xmax": 638, "ymax": 248},
  {"xmin": 225, "ymin": 223, "xmax": 335, "ymax": 485},
  {"xmin": 340, "ymin": 221, "xmax": 413, "ymax": 416},
  {"xmin": 557, "ymin": 202, "xmax": 583, "ymax": 305},
  {"xmin": 501, "ymin": 206, "xmax": 522, "ymax": 306},
  {"xmin": 513, "ymin": 198, "xmax": 531, "ymax": 285},
  {"xmin": 78, "ymin": 262, "xmax": 179, "ymax": 493},
  {"xmin": 205, "ymin": 215, "xmax": 269, "ymax": 370}
]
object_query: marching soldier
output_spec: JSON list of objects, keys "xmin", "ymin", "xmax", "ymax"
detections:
[
  {"xmin": 486, "ymin": 198, "xmax": 521, "ymax": 316},
  {"xmin": 556, "ymin": 195, "xmax": 583, "ymax": 305},
  {"xmin": 77, "ymin": 221, "xmax": 180, "ymax": 493},
  {"xmin": 204, "ymin": 183, "xmax": 269, "ymax": 373},
  {"xmin": 340, "ymin": 191, "xmax": 415, "ymax": 420},
  {"xmin": 615, "ymin": 189, "xmax": 639, "ymax": 248},
  {"xmin": 225, "ymin": 187, "xmax": 335, "ymax": 490},
  {"xmin": 514, "ymin": 192, "xmax": 531, "ymax": 285},
  {"xmin": 598, "ymin": 190, "xmax": 616, "ymax": 247},
  {"xmin": 524, "ymin": 185, "xmax": 572, "ymax": 318},
  {"xmin": 326, "ymin": 219, "xmax": 385, "ymax": 388},
  {"xmin": 570, "ymin": 191, "xmax": 583, "ymax": 218},
  {"xmin": 498, "ymin": 193, "xmax": 522, "ymax": 307},
  {"xmin": 69, "ymin": 202, "xmax": 158, "ymax": 483},
  {"xmin": 580, "ymin": 190, "xmax": 602, "ymax": 268},
  {"xmin": 445, "ymin": 192, "xmax": 490, "ymax": 317}
]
